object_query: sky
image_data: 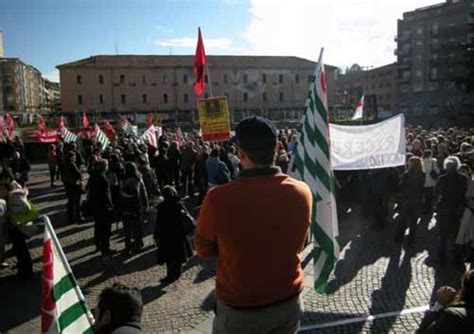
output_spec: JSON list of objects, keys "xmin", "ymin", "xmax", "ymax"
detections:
[{"xmin": 0, "ymin": 0, "xmax": 442, "ymax": 83}]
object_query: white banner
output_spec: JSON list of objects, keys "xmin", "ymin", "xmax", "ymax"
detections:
[{"xmin": 330, "ymin": 114, "xmax": 406, "ymax": 170}]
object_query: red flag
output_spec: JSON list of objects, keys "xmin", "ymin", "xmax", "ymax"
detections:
[
  {"xmin": 59, "ymin": 116, "xmax": 65, "ymax": 129},
  {"xmin": 193, "ymin": 27, "xmax": 207, "ymax": 96},
  {"xmin": 82, "ymin": 113, "xmax": 90, "ymax": 128},
  {"xmin": 0, "ymin": 115, "xmax": 4, "ymax": 133},
  {"xmin": 103, "ymin": 120, "xmax": 116, "ymax": 141},
  {"xmin": 6, "ymin": 113, "xmax": 15, "ymax": 136},
  {"xmin": 38, "ymin": 115, "xmax": 46, "ymax": 132},
  {"xmin": 146, "ymin": 113, "xmax": 154, "ymax": 127}
]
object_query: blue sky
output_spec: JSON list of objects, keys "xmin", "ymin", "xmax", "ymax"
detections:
[{"xmin": 0, "ymin": 0, "xmax": 440, "ymax": 82}]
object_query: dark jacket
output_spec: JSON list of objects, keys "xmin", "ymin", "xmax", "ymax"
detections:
[
  {"xmin": 120, "ymin": 178, "xmax": 149, "ymax": 216},
  {"xmin": 61, "ymin": 161, "xmax": 82, "ymax": 189},
  {"xmin": 180, "ymin": 147, "xmax": 197, "ymax": 172},
  {"xmin": 154, "ymin": 199, "xmax": 192, "ymax": 264},
  {"xmin": 399, "ymin": 169, "xmax": 425, "ymax": 205},
  {"xmin": 138, "ymin": 166, "xmax": 159, "ymax": 198},
  {"xmin": 435, "ymin": 171, "xmax": 468, "ymax": 213},
  {"xmin": 419, "ymin": 302, "xmax": 474, "ymax": 333},
  {"xmin": 87, "ymin": 173, "xmax": 113, "ymax": 213},
  {"xmin": 95, "ymin": 321, "xmax": 143, "ymax": 334}
]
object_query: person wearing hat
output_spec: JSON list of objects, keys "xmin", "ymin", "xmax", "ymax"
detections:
[{"xmin": 196, "ymin": 116, "xmax": 311, "ymax": 333}]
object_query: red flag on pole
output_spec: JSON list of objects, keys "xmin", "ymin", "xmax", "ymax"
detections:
[
  {"xmin": 59, "ymin": 116, "xmax": 65, "ymax": 129},
  {"xmin": 193, "ymin": 27, "xmax": 207, "ymax": 96},
  {"xmin": 38, "ymin": 115, "xmax": 46, "ymax": 133},
  {"xmin": 103, "ymin": 120, "xmax": 116, "ymax": 141},
  {"xmin": 5, "ymin": 113, "xmax": 15, "ymax": 136},
  {"xmin": 146, "ymin": 113, "xmax": 154, "ymax": 127},
  {"xmin": 82, "ymin": 113, "xmax": 90, "ymax": 128}
]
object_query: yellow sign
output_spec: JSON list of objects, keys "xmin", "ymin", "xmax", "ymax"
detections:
[{"xmin": 197, "ymin": 96, "xmax": 231, "ymax": 142}]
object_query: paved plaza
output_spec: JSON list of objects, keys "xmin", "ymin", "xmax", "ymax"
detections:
[{"xmin": 0, "ymin": 165, "xmax": 464, "ymax": 333}]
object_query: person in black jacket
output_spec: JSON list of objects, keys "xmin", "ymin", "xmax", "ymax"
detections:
[
  {"xmin": 154, "ymin": 186, "xmax": 192, "ymax": 284},
  {"xmin": 87, "ymin": 159, "xmax": 114, "ymax": 255},
  {"xmin": 394, "ymin": 156, "xmax": 425, "ymax": 245},
  {"xmin": 153, "ymin": 148, "xmax": 171, "ymax": 192},
  {"xmin": 435, "ymin": 156, "xmax": 468, "ymax": 266},
  {"xmin": 9, "ymin": 151, "xmax": 31, "ymax": 187},
  {"xmin": 61, "ymin": 151, "xmax": 83, "ymax": 224},
  {"xmin": 94, "ymin": 283, "xmax": 143, "ymax": 334}
]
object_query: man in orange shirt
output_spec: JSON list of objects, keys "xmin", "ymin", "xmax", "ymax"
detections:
[{"xmin": 196, "ymin": 116, "xmax": 312, "ymax": 333}]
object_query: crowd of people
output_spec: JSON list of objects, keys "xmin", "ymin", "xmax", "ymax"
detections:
[{"xmin": 0, "ymin": 119, "xmax": 474, "ymax": 332}]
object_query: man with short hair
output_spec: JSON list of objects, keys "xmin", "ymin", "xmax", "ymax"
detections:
[
  {"xmin": 205, "ymin": 147, "xmax": 230, "ymax": 188},
  {"xmin": 196, "ymin": 116, "xmax": 312, "ymax": 333},
  {"xmin": 94, "ymin": 283, "xmax": 143, "ymax": 334}
]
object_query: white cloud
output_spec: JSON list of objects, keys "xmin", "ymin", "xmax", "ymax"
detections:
[
  {"xmin": 155, "ymin": 25, "xmax": 174, "ymax": 33},
  {"xmin": 244, "ymin": 0, "xmax": 441, "ymax": 68},
  {"xmin": 43, "ymin": 69, "xmax": 60, "ymax": 83},
  {"xmin": 156, "ymin": 37, "xmax": 234, "ymax": 51}
]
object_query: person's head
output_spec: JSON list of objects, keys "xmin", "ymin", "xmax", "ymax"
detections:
[
  {"xmin": 459, "ymin": 164, "xmax": 472, "ymax": 176},
  {"xmin": 235, "ymin": 116, "xmax": 278, "ymax": 169},
  {"xmin": 408, "ymin": 156, "xmax": 422, "ymax": 172},
  {"xmin": 159, "ymin": 147, "xmax": 167, "ymax": 157},
  {"xmin": 412, "ymin": 139, "xmax": 421, "ymax": 151},
  {"xmin": 12, "ymin": 151, "xmax": 20, "ymax": 160},
  {"xmin": 66, "ymin": 151, "xmax": 76, "ymax": 163},
  {"xmin": 422, "ymin": 150, "xmax": 432, "ymax": 159},
  {"xmin": 444, "ymin": 156, "xmax": 461, "ymax": 173},
  {"xmin": 124, "ymin": 162, "xmax": 140, "ymax": 180},
  {"xmin": 210, "ymin": 147, "xmax": 220, "ymax": 158},
  {"xmin": 459, "ymin": 270, "xmax": 474, "ymax": 303},
  {"xmin": 49, "ymin": 144, "xmax": 56, "ymax": 151},
  {"xmin": 94, "ymin": 283, "xmax": 143, "ymax": 332},
  {"xmin": 228, "ymin": 145, "xmax": 236, "ymax": 155},
  {"xmin": 162, "ymin": 185, "xmax": 179, "ymax": 202}
]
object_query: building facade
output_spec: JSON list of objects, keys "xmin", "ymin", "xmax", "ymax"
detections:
[
  {"xmin": 57, "ymin": 55, "xmax": 337, "ymax": 124},
  {"xmin": 333, "ymin": 63, "xmax": 397, "ymax": 118},
  {"xmin": 395, "ymin": 0, "xmax": 474, "ymax": 117},
  {"xmin": 0, "ymin": 58, "xmax": 46, "ymax": 113},
  {"xmin": 44, "ymin": 79, "xmax": 61, "ymax": 113}
]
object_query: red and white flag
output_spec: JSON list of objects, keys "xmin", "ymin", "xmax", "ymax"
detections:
[
  {"xmin": 82, "ymin": 113, "xmax": 90, "ymax": 128},
  {"xmin": 41, "ymin": 217, "xmax": 94, "ymax": 333},
  {"xmin": 59, "ymin": 116, "xmax": 65, "ymax": 129},
  {"xmin": 38, "ymin": 115, "xmax": 46, "ymax": 132},
  {"xmin": 103, "ymin": 120, "xmax": 116, "ymax": 142},
  {"xmin": 139, "ymin": 125, "xmax": 158, "ymax": 148},
  {"xmin": 352, "ymin": 95, "xmax": 364, "ymax": 120},
  {"xmin": 5, "ymin": 113, "xmax": 15, "ymax": 136},
  {"xmin": 193, "ymin": 27, "xmax": 207, "ymax": 96},
  {"xmin": 146, "ymin": 114, "xmax": 154, "ymax": 127}
]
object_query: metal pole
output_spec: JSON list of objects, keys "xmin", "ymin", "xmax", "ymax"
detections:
[{"xmin": 206, "ymin": 65, "xmax": 214, "ymax": 98}]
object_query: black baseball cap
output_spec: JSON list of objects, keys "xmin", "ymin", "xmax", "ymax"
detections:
[{"xmin": 235, "ymin": 116, "xmax": 278, "ymax": 151}]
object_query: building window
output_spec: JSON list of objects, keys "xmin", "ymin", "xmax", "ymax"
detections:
[
  {"xmin": 121, "ymin": 94, "xmax": 126, "ymax": 104},
  {"xmin": 279, "ymin": 92, "xmax": 284, "ymax": 102},
  {"xmin": 205, "ymin": 75, "xmax": 209, "ymax": 83},
  {"xmin": 243, "ymin": 92, "xmax": 248, "ymax": 102},
  {"xmin": 99, "ymin": 94, "xmax": 103, "ymax": 104},
  {"xmin": 162, "ymin": 75, "xmax": 168, "ymax": 84},
  {"xmin": 184, "ymin": 93, "xmax": 189, "ymax": 103},
  {"xmin": 77, "ymin": 94, "xmax": 83, "ymax": 105},
  {"xmin": 279, "ymin": 74, "xmax": 284, "ymax": 84},
  {"xmin": 262, "ymin": 74, "xmax": 267, "ymax": 83},
  {"xmin": 120, "ymin": 74, "xmax": 125, "ymax": 84},
  {"xmin": 99, "ymin": 75, "xmax": 104, "ymax": 84},
  {"xmin": 295, "ymin": 74, "xmax": 299, "ymax": 84},
  {"xmin": 142, "ymin": 74, "xmax": 147, "ymax": 84},
  {"xmin": 142, "ymin": 94, "xmax": 147, "ymax": 104},
  {"xmin": 416, "ymin": 70, "xmax": 422, "ymax": 78},
  {"xmin": 223, "ymin": 74, "xmax": 228, "ymax": 83},
  {"xmin": 77, "ymin": 75, "xmax": 82, "ymax": 84},
  {"xmin": 417, "ymin": 26, "xmax": 423, "ymax": 34},
  {"xmin": 163, "ymin": 94, "xmax": 168, "ymax": 103},
  {"xmin": 431, "ymin": 23, "xmax": 439, "ymax": 34},
  {"xmin": 262, "ymin": 92, "xmax": 267, "ymax": 102},
  {"xmin": 431, "ymin": 68, "xmax": 438, "ymax": 79},
  {"xmin": 183, "ymin": 74, "xmax": 188, "ymax": 84},
  {"xmin": 243, "ymin": 74, "xmax": 248, "ymax": 83}
]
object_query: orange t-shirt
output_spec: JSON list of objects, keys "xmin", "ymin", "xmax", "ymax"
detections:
[{"xmin": 196, "ymin": 167, "xmax": 312, "ymax": 308}]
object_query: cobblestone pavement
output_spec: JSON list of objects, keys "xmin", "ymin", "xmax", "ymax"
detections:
[{"xmin": 0, "ymin": 165, "xmax": 464, "ymax": 333}]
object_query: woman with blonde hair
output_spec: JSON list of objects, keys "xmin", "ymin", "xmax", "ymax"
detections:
[{"xmin": 394, "ymin": 156, "xmax": 425, "ymax": 245}]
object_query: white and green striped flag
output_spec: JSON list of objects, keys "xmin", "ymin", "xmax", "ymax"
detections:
[
  {"xmin": 60, "ymin": 127, "xmax": 78, "ymax": 144},
  {"xmin": 94, "ymin": 124, "xmax": 110, "ymax": 149},
  {"xmin": 291, "ymin": 48, "xmax": 340, "ymax": 293},
  {"xmin": 41, "ymin": 216, "xmax": 94, "ymax": 333}
]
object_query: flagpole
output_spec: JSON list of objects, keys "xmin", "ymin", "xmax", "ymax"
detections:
[{"xmin": 206, "ymin": 64, "xmax": 214, "ymax": 97}]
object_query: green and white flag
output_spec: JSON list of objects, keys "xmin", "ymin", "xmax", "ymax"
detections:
[
  {"xmin": 290, "ymin": 48, "xmax": 339, "ymax": 293},
  {"xmin": 60, "ymin": 127, "xmax": 78, "ymax": 144},
  {"xmin": 94, "ymin": 124, "xmax": 110, "ymax": 150},
  {"xmin": 41, "ymin": 216, "xmax": 95, "ymax": 333}
]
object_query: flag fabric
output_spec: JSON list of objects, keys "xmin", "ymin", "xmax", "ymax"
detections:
[
  {"xmin": 60, "ymin": 127, "xmax": 78, "ymax": 144},
  {"xmin": 146, "ymin": 114, "xmax": 154, "ymax": 127},
  {"xmin": 38, "ymin": 114, "xmax": 46, "ymax": 132},
  {"xmin": 103, "ymin": 120, "xmax": 116, "ymax": 142},
  {"xmin": 352, "ymin": 95, "xmax": 364, "ymax": 120},
  {"xmin": 139, "ymin": 125, "xmax": 158, "ymax": 148},
  {"xmin": 118, "ymin": 117, "xmax": 137, "ymax": 137},
  {"xmin": 82, "ymin": 114, "xmax": 90, "ymax": 128},
  {"xmin": 6, "ymin": 113, "xmax": 15, "ymax": 136},
  {"xmin": 41, "ymin": 216, "xmax": 94, "ymax": 334},
  {"xmin": 193, "ymin": 27, "xmax": 207, "ymax": 96},
  {"xmin": 59, "ymin": 116, "xmax": 66, "ymax": 129},
  {"xmin": 290, "ymin": 48, "xmax": 339, "ymax": 293},
  {"xmin": 0, "ymin": 115, "xmax": 4, "ymax": 134},
  {"xmin": 95, "ymin": 124, "xmax": 110, "ymax": 149},
  {"xmin": 175, "ymin": 127, "xmax": 184, "ymax": 146}
]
